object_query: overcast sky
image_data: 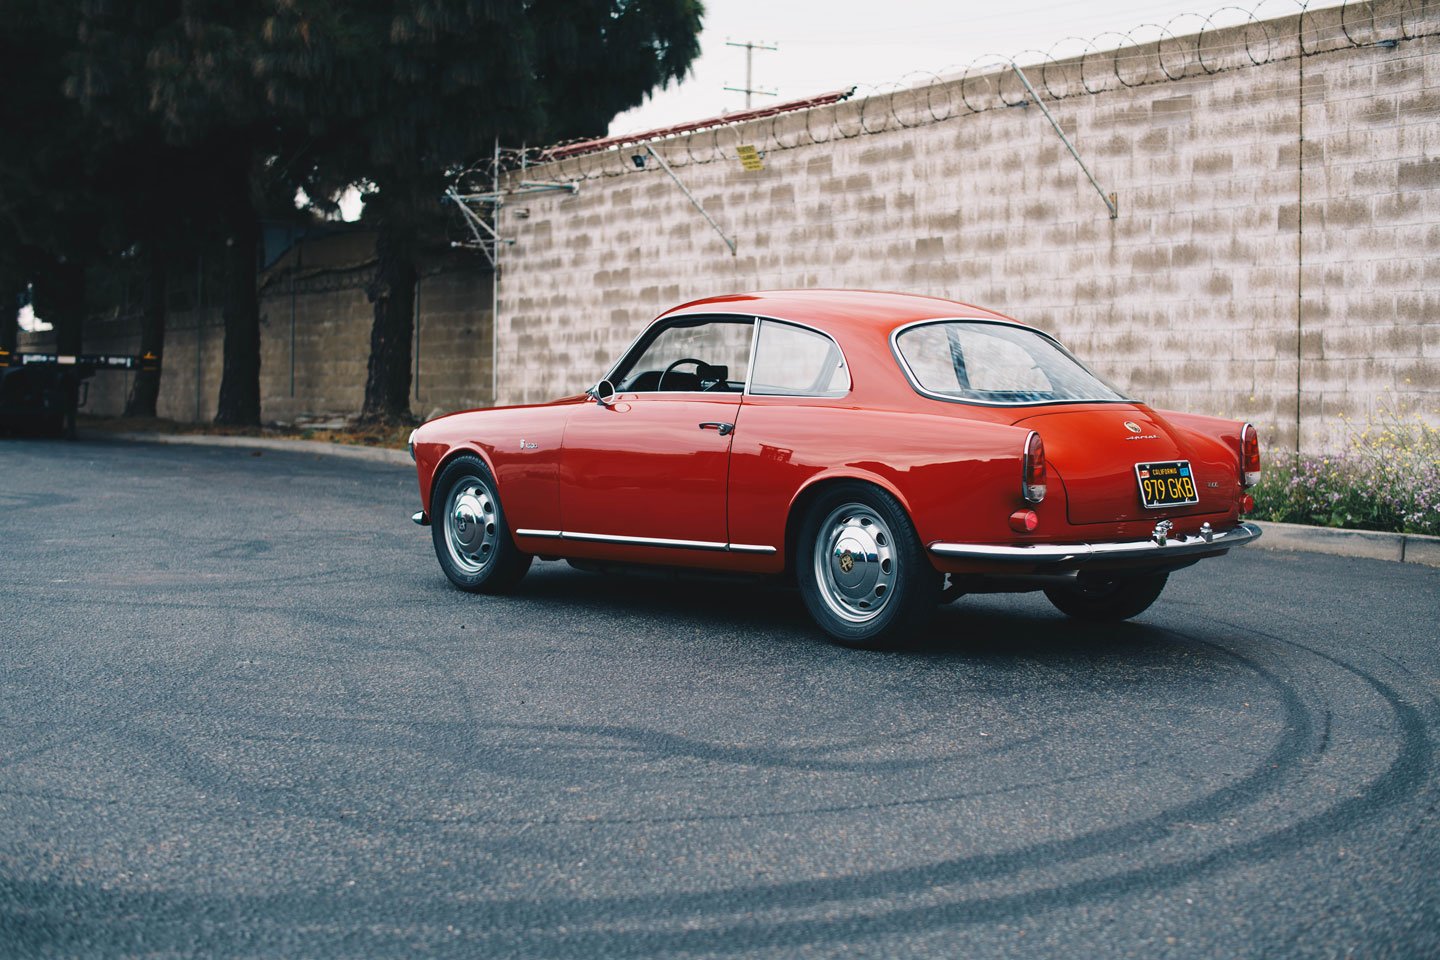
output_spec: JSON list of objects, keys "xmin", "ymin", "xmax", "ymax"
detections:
[{"xmin": 607, "ymin": 0, "xmax": 1340, "ymax": 135}]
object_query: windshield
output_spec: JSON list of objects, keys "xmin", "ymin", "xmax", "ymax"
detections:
[{"xmin": 893, "ymin": 321, "xmax": 1127, "ymax": 405}]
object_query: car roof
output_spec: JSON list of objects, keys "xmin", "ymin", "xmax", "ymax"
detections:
[{"xmin": 657, "ymin": 289, "xmax": 1030, "ymax": 337}]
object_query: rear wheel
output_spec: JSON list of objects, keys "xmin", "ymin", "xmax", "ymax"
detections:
[
  {"xmin": 431, "ymin": 455, "xmax": 532, "ymax": 593},
  {"xmin": 1043, "ymin": 572, "xmax": 1168, "ymax": 622},
  {"xmin": 798, "ymin": 482, "xmax": 940, "ymax": 649}
]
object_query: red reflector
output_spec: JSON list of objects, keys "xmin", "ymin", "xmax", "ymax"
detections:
[
  {"xmin": 1009, "ymin": 510, "xmax": 1040, "ymax": 532},
  {"xmin": 1240, "ymin": 494, "xmax": 1255, "ymax": 514}
]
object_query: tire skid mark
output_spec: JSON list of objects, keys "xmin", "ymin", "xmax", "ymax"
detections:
[
  {"xmin": 4, "ymin": 608, "xmax": 1436, "ymax": 953},
  {"xmin": 368, "ymin": 626, "xmax": 1431, "ymax": 956},
  {"xmin": 6, "ymin": 648, "xmax": 1426, "ymax": 960}
]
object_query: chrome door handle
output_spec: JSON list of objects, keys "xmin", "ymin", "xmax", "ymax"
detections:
[{"xmin": 698, "ymin": 421, "xmax": 734, "ymax": 436}]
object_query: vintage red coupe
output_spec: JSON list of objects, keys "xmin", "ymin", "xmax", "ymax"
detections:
[{"xmin": 409, "ymin": 290, "xmax": 1262, "ymax": 647}]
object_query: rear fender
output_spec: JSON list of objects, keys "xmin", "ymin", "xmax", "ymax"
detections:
[{"xmin": 781, "ymin": 469, "xmax": 912, "ymax": 573}]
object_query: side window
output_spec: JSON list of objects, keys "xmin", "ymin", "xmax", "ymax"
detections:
[
  {"xmin": 612, "ymin": 318, "xmax": 753, "ymax": 393},
  {"xmin": 749, "ymin": 320, "xmax": 849, "ymax": 397}
]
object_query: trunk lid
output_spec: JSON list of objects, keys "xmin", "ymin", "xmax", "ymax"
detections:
[{"xmin": 1011, "ymin": 405, "xmax": 1223, "ymax": 525}]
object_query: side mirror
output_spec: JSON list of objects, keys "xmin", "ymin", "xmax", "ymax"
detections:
[{"xmin": 587, "ymin": 379, "xmax": 617, "ymax": 407}]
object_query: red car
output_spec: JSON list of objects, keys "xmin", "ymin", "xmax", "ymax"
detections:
[{"xmin": 409, "ymin": 290, "xmax": 1262, "ymax": 647}]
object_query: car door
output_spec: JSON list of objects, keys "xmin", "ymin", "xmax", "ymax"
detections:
[{"xmin": 558, "ymin": 315, "xmax": 753, "ymax": 549}]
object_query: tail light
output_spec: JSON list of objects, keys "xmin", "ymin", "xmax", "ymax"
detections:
[
  {"xmin": 1022, "ymin": 431, "xmax": 1046, "ymax": 503},
  {"xmin": 1240, "ymin": 423, "xmax": 1261, "ymax": 487}
]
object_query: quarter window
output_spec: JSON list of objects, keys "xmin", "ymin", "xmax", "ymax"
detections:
[{"xmin": 749, "ymin": 320, "xmax": 849, "ymax": 397}]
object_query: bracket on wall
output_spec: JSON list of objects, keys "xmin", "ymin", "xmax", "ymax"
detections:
[
  {"xmin": 644, "ymin": 143, "xmax": 738, "ymax": 256},
  {"xmin": 1010, "ymin": 62, "xmax": 1118, "ymax": 220},
  {"xmin": 446, "ymin": 181, "xmax": 580, "ymax": 267},
  {"xmin": 445, "ymin": 187, "xmax": 508, "ymax": 267}
]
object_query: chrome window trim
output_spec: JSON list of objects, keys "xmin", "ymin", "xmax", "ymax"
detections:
[
  {"xmin": 743, "ymin": 318, "xmax": 763, "ymax": 395},
  {"xmin": 515, "ymin": 528, "xmax": 776, "ymax": 555},
  {"xmin": 744, "ymin": 317, "xmax": 853, "ymax": 398},
  {"xmin": 889, "ymin": 317, "xmax": 1135, "ymax": 408}
]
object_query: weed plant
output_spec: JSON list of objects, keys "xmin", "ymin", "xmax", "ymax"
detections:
[{"xmin": 1252, "ymin": 406, "xmax": 1440, "ymax": 536}]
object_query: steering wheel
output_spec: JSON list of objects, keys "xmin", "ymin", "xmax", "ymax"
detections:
[{"xmin": 656, "ymin": 357, "xmax": 706, "ymax": 392}]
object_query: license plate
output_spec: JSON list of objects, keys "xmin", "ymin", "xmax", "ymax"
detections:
[{"xmin": 1135, "ymin": 461, "xmax": 1200, "ymax": 509}]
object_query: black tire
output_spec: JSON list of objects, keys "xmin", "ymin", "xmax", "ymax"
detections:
[
  {"xmin": 1043, "ymin": 572, "xmax": 1169, "ymax": 622},
  {"xmin": 797, "ymin": 481, "xmax": 940, "ymax": 649},
  {"xmin": 430, "ymin": 455, "xmax": 532, "ymax": 593}
]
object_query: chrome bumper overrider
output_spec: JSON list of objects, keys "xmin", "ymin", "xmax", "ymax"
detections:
[{"xmin": 929, "ymin": 522, "xmax": 1262, "ymax": 566}]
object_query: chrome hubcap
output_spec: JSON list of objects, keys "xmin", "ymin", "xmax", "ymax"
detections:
[
  {"xmin": 814, "ymin": 504, "xmax": 896, "ymax": 623},
  {"xmin": 444, "ymin": 477, "xmax": 497, "ymax": 575}
]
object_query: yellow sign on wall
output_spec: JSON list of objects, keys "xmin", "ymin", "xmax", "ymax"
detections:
[{"xmin": 736, "ymin": 145, "xmax": 764, "ymax": 171}]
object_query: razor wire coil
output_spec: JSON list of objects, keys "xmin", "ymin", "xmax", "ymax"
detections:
[{"xmin": 450, "ymin": 0, "xmax": 1437, "ymax": 193}]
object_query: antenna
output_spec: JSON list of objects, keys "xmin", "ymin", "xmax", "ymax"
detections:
[{"xmin": 723, "ymin": 39, "xmax": 778, "ymax": 109}]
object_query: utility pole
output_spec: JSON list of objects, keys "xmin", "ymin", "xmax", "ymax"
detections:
[{"xmin": 724, "ymin": 39, "xmax": 777, "ymax": 109}]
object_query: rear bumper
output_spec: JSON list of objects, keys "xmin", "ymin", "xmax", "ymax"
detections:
[{"xmin": 929, "ymin": 521, "xmax": 1262, "ymax": 568}]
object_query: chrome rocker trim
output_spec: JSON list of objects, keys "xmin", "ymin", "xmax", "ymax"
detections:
[
  {"xmin": 929, "ymin": 521, "xmax": 1262, "ymax": 566},
  {"xmin": 515, "ymin": 528, "xmax": 777, "ymax": 555}
]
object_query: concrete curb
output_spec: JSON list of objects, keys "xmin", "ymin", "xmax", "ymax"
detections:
[
  {"xmin": 1252, "ymin": 520, "xmax": 1440, "ymax": 568},
  {"xmin": 89, "ymin": 431, "xmax": 1440, "ymax": 568},
  {"xmin": 103, "ymin": 431, "xmax": 412, "ymax": 467}
]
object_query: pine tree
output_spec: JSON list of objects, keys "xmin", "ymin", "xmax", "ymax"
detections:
[
  {"xmin": 70, "ymin": 0, "xmax": 302, "ymax": 426},
  {"xmin": 259, "ymin": 0, "xmax": 704, "ymax": 424},
  {"xmin": 0, "ymin": 0, "xmax": 110, "ymax": 358}
]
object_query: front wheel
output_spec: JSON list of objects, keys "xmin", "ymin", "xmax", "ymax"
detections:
[
  {"xmin": 798, "ymin": 482, "xmax": 940, "ymax": 649},
  {"xmin": 430, "ymin": 455, "xmax": 532, "ymax": 593},
  {"xmin": 1043, "ymin": 572, "xmax": 1168, "ymax": 622}
]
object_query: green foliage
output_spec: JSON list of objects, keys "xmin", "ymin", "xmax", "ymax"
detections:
[
  {"xmin": 532, "ymin": 0, "xmax": 705, "ymax": 141},
  {"xmin": 3, "ymin": 0, "xmax": 706, "ymax": 422},
  {"xmin": 259, "ymin": 0, "xmax": 704, "ymax": 215},
  {"xmin": 1251, "ymin": 405, "xmax": 1440, "ymax": 537},
  {"xmin": 253, "ymin": 0, "xmax": 705, "ymax": 422},
  {"xmin": 0, "ymin": 0, "xmax": 119, "ymax": 349}
]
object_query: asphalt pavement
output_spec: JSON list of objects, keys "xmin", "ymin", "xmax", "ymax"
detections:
[{"xmin": 2, "ymin": 436, "xmax": 1438, "ymax": 959}]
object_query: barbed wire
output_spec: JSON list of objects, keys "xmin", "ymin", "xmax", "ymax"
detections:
[{"xmin": 450, "ymin": 0, "xmax": 1435, "ymax": 191}]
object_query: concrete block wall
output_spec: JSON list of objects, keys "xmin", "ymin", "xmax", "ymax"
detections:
[
  {"xmin": 254, "ymin": 263, "xmax": 494, "ymax": 423},
  {"xmin": 412, "ymin": 268, "xmax": 496, "ymax": 419},
  {"xmin": 495, "ymin": 0, "xmax": 1440, "ymax": 454},
  {"xmin": 257, "ymin": 271, "xmax": 375, "ymax": 423},
  {"xmin": 23, "ymin": 258, "xmax": 494, "ymax": 424},
  {"xmin": 21, "ymin": 307, "xmax": 228, "ymax": 424}
]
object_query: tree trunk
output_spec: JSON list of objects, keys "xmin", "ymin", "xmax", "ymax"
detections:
[
  {"xmin": 124, "ymin": 244, "xmax": 166, "ymax": 417},
  {"xmin": 213, "ymin": 173, "xmax": 262, "ymax": 426},
  {"xmin": 0, "ymin": 269, "xmax": 17, "ymax": 355},
  {"xmin": 361, "ymin": 218, "xmax": 417, "ymax": 424},
  {"xmin": 50, "ymin": 259, "xmax": 86, "ymax": 356},
  {"xmin": 0, "ymin": 278, "xmax": 16, "ymax": 356}
]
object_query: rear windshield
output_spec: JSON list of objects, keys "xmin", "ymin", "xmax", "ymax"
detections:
[{"xmin": 893, "ymin": 320, "xmax": 1127, "ymax": 405}]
